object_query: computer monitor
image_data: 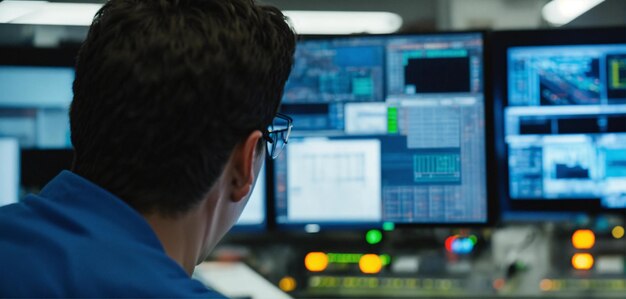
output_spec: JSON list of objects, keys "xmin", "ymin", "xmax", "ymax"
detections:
[
  {"xmin": 0, "ymin": 46, "xmax": 78, "ymax": 199},
  {"xmin": 0, "ymin": 47, "xmax": 77, "ymax": 150},
  {"xmin": 275, "ymin": 33, "xmax": 490, "ymax": 229},
  {"xmin": 0, "ymin": 138, "xmax": 19, "ymax": 206},
  {"xmin": 493, "ymin": 27, "xmax": 626, "ymax": 212}
]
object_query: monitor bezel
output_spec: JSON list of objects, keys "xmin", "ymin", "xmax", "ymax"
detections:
[
  {"xmin": 491, "ymin": 26, "xmax": 626, "ymax": 214},
  {"xmin": 273, "ymin": 31, "xmax": 497, "ymax": 230}
]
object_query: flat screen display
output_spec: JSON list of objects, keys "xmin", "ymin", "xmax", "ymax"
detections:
[
  {"xmin": 275, "ymin": 33, "xmax": 489, "ymax": 228},
  {"xmin": 506, "ymin": 44, "xmax": 626, "ymax": 209}
]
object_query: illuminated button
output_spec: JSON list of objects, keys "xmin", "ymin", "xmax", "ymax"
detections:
[
  {"xmin": 382, "ymin": 222, "xmax": 395, "ymax": 231},
  {"xmin": 540, "ymin": 279, "xmax": 553, "ymax": 291},
  {"xmin": 469, "ymin": 235, "xmax": 478, "ymax": 245},
  {"xmin": 305, "ymin": 252, "xmax": 328, "ymax": 272},
  {"xmin": 359, "ymin": 254, "xmax": 382, "ymax": 274},
  {"xmin": 572, "ymin": 253, "xmax": 594, "ymax": 270},
  {"xmin": 445, "ymin": 235, "xmax": 458, "ymax": 253},
  {"xmin": 492, "ymin": 278, "xmax": 505, "ymax": 290},
  {"xmin": 572, "ymin": 229, "xmax": 595, "ymax": 249},
  {"xmin": 446, "ymin": 235, "xmax": 474, "ymax": 254},
  {"xmin": 279, "ymin": 276, "xmax": 297, "ymax": 292},
  {"xmin": 612, "ymin": 226, "xmax": 625, "ymax": 239},
  {"xmin": 366, "ymin": 229, "xmax": 383, "ymax": 245}
]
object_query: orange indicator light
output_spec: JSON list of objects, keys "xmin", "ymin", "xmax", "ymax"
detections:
[
  {"xmin": 305, "ymin": 252, "xmax": 328, "ymax": 272},
  {"xmin": 572, "ymin": 253, "xmax": 594, "ymax": 270},
  {"xmin": 572, "ymin": 229, "xmax": 595, "ymax": 249},
  {"xmin": 492, "ymin": 278, "xmax": 505, "ymax": 290},
  {"xmin": 359, "ymin": 254, "xmax": 382, "ymax": 274},
  {"xmin": 540, "ymin": 279, "xmax": 553, "ymax": 291},
  {"xmin": 279, "ymin": 276, "xmax": 297, "ymax": 292}
]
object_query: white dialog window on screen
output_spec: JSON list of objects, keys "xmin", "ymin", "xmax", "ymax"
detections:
[{"xmin": 287, "ymin": 138, "xmax": 381, "ymax": 222}]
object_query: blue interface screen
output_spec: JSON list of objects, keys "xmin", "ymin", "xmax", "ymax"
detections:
[
  {"xmin": 506, "ymin": 45, "xmax": 626, "ymax": 209},
  {"xmin": 275, "ymin": 34, "xmax": 488, "ymax": 227},
  {"xmin": 0, "ymin": 66, "xmax": 74, "ymax": 149}
]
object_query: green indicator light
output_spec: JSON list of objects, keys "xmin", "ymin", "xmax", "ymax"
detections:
[
  {"xmin": 327, "ymin": 253, "xmax": 362, "ymax": 264},
  {"xmin": 387, "ymin": 107, "xmax": 398, "ymax": 134},
  {"xmin": 469, "ymin": 235, "xmax": 478, "ymax": 245},
  {"xmin": 366, "ymin": 229, "xmax": 383, "ymax": 245},
  {"xmin": 380, "ymin": 254, "xmax": 391, "ymax": 266},
  {"xmin": 382, "ymin": 222, "xmax": 395, "ymax": 231}
]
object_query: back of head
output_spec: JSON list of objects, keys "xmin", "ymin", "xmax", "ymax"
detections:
[{"xmin": 70, "ymin": 0, "xmax": 296, "ymax": 216}]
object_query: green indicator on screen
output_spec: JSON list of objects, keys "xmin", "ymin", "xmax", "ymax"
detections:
[
  {"xmin": 382, "ymin": 222, "xmax": 395, "ymax": 231},
  {"xmin": 387, "ymin": 107, "xmax": 398, "ymax": 134},
  {"xmin": 366, "ymin": 229, "xmax": 383, "ymax": 245}
]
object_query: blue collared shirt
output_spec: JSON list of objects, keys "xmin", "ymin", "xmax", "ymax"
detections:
[{"xmin": 0, "ymin": 171, "xmax": 226, "ymax": 298}]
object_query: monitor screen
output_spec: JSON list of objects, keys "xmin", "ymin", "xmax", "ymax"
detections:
[
  {"xmin": 275, "ymin": 33, "xmax": 489, "ymax": 228},
  {"xmin": 505, "ymin": 43, "xmax": 626, "ymax": 210},
  {"xmin": 0, "ymin": 138, "xmax": 19, "ymax": 206},
  {"xmin": 0, "ymin": 65, "xmax": 74, "ymax": 149}
]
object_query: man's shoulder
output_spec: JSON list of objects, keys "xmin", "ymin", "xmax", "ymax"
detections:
[{"xmin": 0, "ymin": 198, "xmax": 224, "ymax": 298}]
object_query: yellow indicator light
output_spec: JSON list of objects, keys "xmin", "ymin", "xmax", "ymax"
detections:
[
  {"xmin": 540, "ymin": 279, "xmax": 553, "ymax": 291},
  {"xmin": 359, "ymin": 254, "xmax": 382, "ymax": 274},
  {"xmin": 305, "ymin": 252, "xmax": 328, "ymax": 272},
  {"xmin": 279, "ymin": 276, "xmax": 296, "ymax": 292},
  {"xmin": 612, "ymin": 226, "xmax": 625, "ymax": 239},
  {"xmin": 572, "ymin": 253, "xmax": 594, "ymax": 270},
  {"xmin": 572, "ymin": 229, "xmax": 595, "ymax": 249}
]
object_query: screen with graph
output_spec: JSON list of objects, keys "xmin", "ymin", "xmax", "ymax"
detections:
[
  {"xmin": 505, "ymin": 44, "xmax": 626, "ymax": 209},
  {"xmin": 275, "ymin": 33, "xmax": 488, "ymax": 227}
]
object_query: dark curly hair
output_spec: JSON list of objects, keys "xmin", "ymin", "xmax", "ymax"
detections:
[{"xmin": 70, "ymin": 0, "xmax": 296, "ymax": 215}]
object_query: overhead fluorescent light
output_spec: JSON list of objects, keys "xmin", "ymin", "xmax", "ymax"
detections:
[
  {"xmin": 283, "ymin": 11, "xmax": 403, "ymax": 35},
  {"xmin": 0, "ymin": 1, "xmax": 403, "ymax": 34},
  {"xmin": 0, "ymin": 0, "xmax": 48, "ymax": 23},
  {"xmin": 542, "ymin": 0, "xmax": 605, "ymax": 26},
  {"xmin": 0, "ymin": 1, "xmax": 100, "ymax": 26}
]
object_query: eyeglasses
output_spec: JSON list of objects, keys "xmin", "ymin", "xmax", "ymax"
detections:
[{"xmin": 263, "ymin": 113, "xmax": 293, "ymax": 159}]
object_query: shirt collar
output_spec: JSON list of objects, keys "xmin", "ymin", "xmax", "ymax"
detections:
[{"xmin": 39, "ymin": 170, "xmax": 166, "ymax": 251}]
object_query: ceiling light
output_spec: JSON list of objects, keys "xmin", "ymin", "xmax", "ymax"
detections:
[
  {"xmin": 0, "ymin": 1, "xmax": 101, "ymax": 26},
  {"xmin": 0, "ymin": 0, "xmax": 48, "ymax": 23},
  {"xmin": 0, "ymin": 1, "xmax": 403, "ymax": 35},
  {"xmin": 542, "ymin": 0, "xmax": 605, "ymax": 26},
  {"xmin": 283, "ymin": 11, "xmax": 403, "ymax": 35}
]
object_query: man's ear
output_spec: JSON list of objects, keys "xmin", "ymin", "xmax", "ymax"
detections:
[{"xmin": 229, "ymin": 130, "xmax": 263, "ymax": 202}]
